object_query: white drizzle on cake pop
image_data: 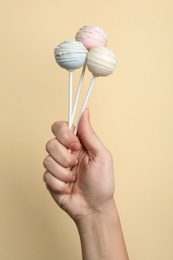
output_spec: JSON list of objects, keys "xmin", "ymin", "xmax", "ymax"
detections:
[
  {"xmin": 87, "ymin": 46, "xmax": 117, "ymax": 77},
  {"xmin": 75, "ymin": 25, "xmax": 108, "ymax": 50},
  {"xmin": 54, "ymin": 40, "xmax": 88, "ymax": 71}
]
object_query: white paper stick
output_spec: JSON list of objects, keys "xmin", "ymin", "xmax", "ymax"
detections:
[
  {"xmin": 68, "ymin": 71, "xmax": 73, "ymax": 129},
  {"xmin": 71, "ymin": 62, "xmax": 87, "ymax": 126},
  {"xmin": 74, "ymin": 75, "xmax": 96, "ymax": 135}
]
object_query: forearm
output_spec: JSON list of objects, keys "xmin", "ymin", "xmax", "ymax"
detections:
[{"xmin": 76, "ymin": 199, "xmax": 129, "ymax": 260}]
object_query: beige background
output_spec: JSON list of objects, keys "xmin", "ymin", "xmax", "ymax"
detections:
[{"xmin": 1, "ymin": 0, "xmax": 173, "ymax": 259}]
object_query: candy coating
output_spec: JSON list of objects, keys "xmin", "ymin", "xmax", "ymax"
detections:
[
  {"xmin": 87, "ymin": 46, "xmax": 117, "ymax": 77},
  {"xmin": 75, "ymin": 25, "xmax": 108, "ymax": 50},
  {"xmin": 54, "ymin": 41, "xmax": 88, "ymax": 71}
]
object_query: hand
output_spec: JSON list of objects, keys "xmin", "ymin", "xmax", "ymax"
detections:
[{"xmin": 43, "ymin": 109, "xmax": 115, "ymax": 222}]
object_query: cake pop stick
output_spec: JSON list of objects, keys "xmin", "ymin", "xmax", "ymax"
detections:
[
  {"xmin": 71, "ymin": 61, "xmax": 86, "ymax": 124},
  {"xmin": 68, "ymin": 70, "xmax": 73, "ymax": 129},
  {"xmin": 74, "ymin": 75, "xmax": 96, "ymax": 135},
  {"xmin": 74, "ymin": 46, "xmax": 117, "ymax": 135}
]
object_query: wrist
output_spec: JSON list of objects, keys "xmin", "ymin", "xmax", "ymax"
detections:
[
  {"xmin": 75, "ymin": 199, "xmax": 128, "ymax": 260},
  {"xmin": 75, "ymin": 198, "xmax": 119, "ymax": 234}
]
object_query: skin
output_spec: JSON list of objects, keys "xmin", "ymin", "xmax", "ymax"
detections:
[{"xmin": 43, "ymin": 109, "xmax": 129, "ymax": 260}]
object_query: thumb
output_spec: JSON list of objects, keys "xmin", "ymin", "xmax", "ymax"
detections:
[{"xmin": 77, "ymin": 109, "xmax": 106, "ymax": 154}]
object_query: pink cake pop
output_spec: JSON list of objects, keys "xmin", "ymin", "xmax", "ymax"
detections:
[
  {"xmin": 72, "ymin": 26, "xmax": 108, "ymax": 125},
  {"xmin": 75, "ymin": 25, "xmax": 108, "ymax": 50}
]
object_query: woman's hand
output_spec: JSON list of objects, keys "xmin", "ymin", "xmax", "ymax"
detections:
[{"xmin": 43, "ymin": 109, "xmax": 115, "ymax": 222}]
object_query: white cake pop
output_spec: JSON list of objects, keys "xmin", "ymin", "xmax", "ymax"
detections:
[
  {"xmin": 87, "ymin": 46, "xmax": 117, "ymax": 76},
  {"xmin": 74, "ymin": 47, "xmax": 117, "ymax": 134}
]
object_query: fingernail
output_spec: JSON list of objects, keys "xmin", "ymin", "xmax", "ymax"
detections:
[
  {"xmin": 66, "ymin": 187, "xmax": 72, "ymax": 194},
  {"xmin": 72, "ymin": 175, "xmax": 76, "ymax": 182},
  {"xmin": 70, "ymin": 141, "xmax": 81, "ymax": 150},
  {"xmin": 73, "ymin": 158, "xmax": 78, "ymax": 166}
]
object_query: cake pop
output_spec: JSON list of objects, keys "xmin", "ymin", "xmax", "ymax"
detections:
[
  {"xmin": 75, "ymin": 25, "xmax": 108, "ymax": 50},
  {"xmin": 54, "ymin": 40, "xmax": 87, "ymax": 128},
  {"xmin": 54, "ymin": 40, "xmax": 87, "ymax": 71},
  {"xmin": 74, "ymin": 46, "xmax": 117, "ymax": 135},
  {"xmin": 72, "ymin": 26, "xmax": 108, "ymax": 125},
  {"xmin": 87, "ymin": 46, "xmax": 117, "ymax": 76}
]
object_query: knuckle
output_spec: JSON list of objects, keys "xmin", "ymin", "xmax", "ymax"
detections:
[
  {"xmin": 51, "ymin": 185, "xmax": 59, "ymax": 193},
  {"xmin": 52, "ymin": 122, "xmax": 73, "ymax": 148},
  {"xmin": 43, "ymin": 170, "xmax": 49, "ymax": 183},
  {"xmin": 51, "ymin": 121, "xmax": 59, "ymax": 132},
  {"xmin": 51, "ymin": 121, "xmax": 66, "ymax": 135},
  {"xmin": 43, "ymin": 155, "xmax": 52, "ymax": 169},
  {"xmin": 45, "ymin": 139, "xmax": 56, "ymax": 153},
  {"xmin": 52, "ymin": 183, "xmax": 64, "ymax": 194}
]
